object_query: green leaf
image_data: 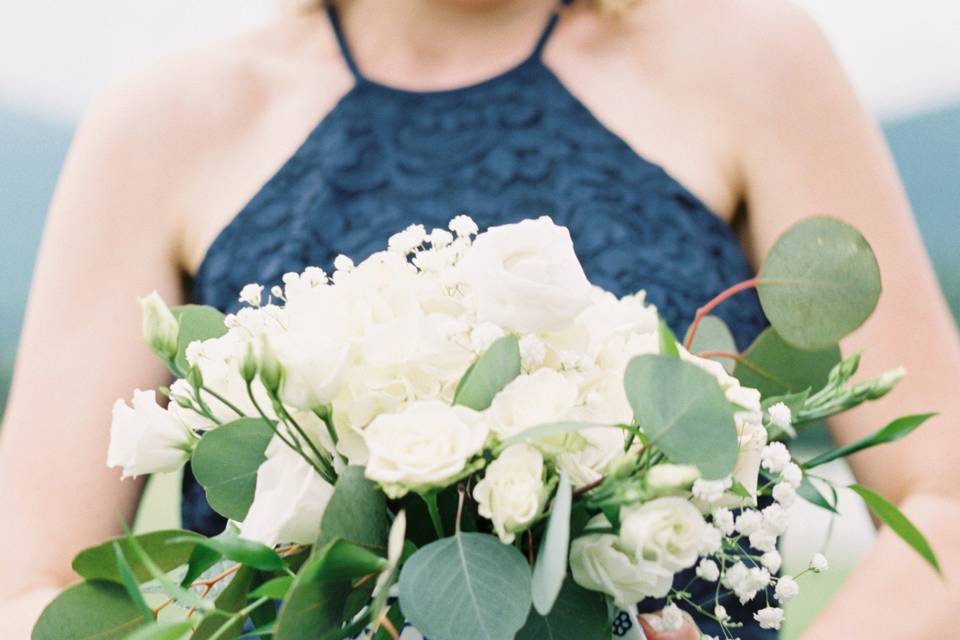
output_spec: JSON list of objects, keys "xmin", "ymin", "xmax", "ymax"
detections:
[
  {"xmin": 317, "ymin": 466, "xmax": 390, "ymax": 552},
  {"xmin": 453, "ymin": 335, "xmax": 521, "ymax": 411},
  {"xmin": 32, "ymin": 580, "xmax": 148, "ymax": 640},
  {"xmin": 757, "ymin": 217, "xmax": 881, "ymax": 349},
  {"xmin": 734, "ymin": 327, "xmax": 841, "ymax": 399},
  {"xmin": 173, "ymin": 529, "xmax": 285, "ymax": 572},
  {"xmin": 803, "ymin": 413, "xmax": 936, "ymax": 469},
  {"xmin": 122, "ymin": 529, "xmax": 212, "ymax": 612},
  {"xmin": 112, "ymin": 543, "xmax": 154, "ymax": 623},
  {"xmin": 685, "ymin": 315, "xmax": 736, "ymax": 373},
  {"xmin": 495, "ymin": 421, "xmax": 611, "ymax": 453},
  {"xmin": 192, "ymin": 418, "xmax": 275, "ymax": 521},
  {"xmin": 658, "ymin": 319, "xmax": 680, "ymax": 358},
  {"xmin": 72, "ymin": 530, "xmax": 202, "ymax": 584},
  {"xmin": 170, "ymin": 305, "xmax": 228, "ymax": 375},
  {"xmin": 126, "ymin": 621, "xmax": 195, "ymax": 640},
  {"xmin": 372, "ymin": 604, "xmax": 406, "ymax": 640},
  {"xmin": 624, "ymin": 355, "xmax": 739, "ymax": 479},
  {"xmin": 849, "ymin": 484, "xmax": 941, "ymax": 575},
  {"xmin": 250, "ymin": 576, "xmax": 294, "ymax": 600},
  {"xmin": 730, "ymin": 479, "xmax": 752, "ymax": 499},
  {"xmin": 516, "ymin": 578, "xmax": 609, "ymax": 640},
  {"xmin": 193, "ymin": 566, "xmax": 258, "ymax": 640},
  {"xmin": 531, "ymin": 473, "xmax": 572, "ymax": 616},
  {"xmin": 398, "ymin": 532, "xmax": 532, "ymax": 640},
  {"xmin": 797, "ymin": 476, "xmax": 839, "ymax": 514},
  {"xmin": 180, "ymin": 543, "xmax": 223, "ymax": 588},
  {"xmin": 274, "ymin": 539, "xmax": 388, "ymax": 640}
]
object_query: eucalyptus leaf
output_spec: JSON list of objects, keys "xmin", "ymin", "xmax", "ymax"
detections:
[
  {"xmin": 849, "ymin": 484, "xmax": 941, "ymax": 574},
  {"xmin": 658, "ymin": 319, "xmax": 680, "ymax": 358},
  {"xmin": 172, "ymin": 529, "xmax": 285, "ymax": 572},
  {"xmin": 170, "ymin": 305, "xmax": 228, "ymax": 375},
  {"xmin": 112, "ymin": 543, "xmax": 154, "ymax": 623},
  {"xmin": 496, "ymin": 421, "xmax": 613, "ymax": 453},
  {"xmin": 249, "ymin": 576, "xmax": 294, "ymax": 600},
  {"xmin": 624, "ymin": 355, "xmax": 738, "ymax": 479},
  {"xmin": 72, "ymin": 529, "xmax": 202, "ymax": 585},
  {"xmin": 684, "ymin": 315, "xmax": 736, "ymax": 373},
  {"xmin": 453, "ymin": 335, "xmax": 521, "ymax": 410},
  {"xmin": 317, "ymin": 466, "xmax": 389, "ymax": 553},
  {"xmin": 532, "ymin": 473, "xmax": 572, "ymax": 616},
  {"xmin": 757, "ymin": 217, "xmax": 881, "ymax": 349},
  {"xmin": 734, "ymin": 327, "xmax": 840, "ymax": 399},
  {"xmin": 32, "ymin": 580, "xmax": 148, "ymax": 640},
  {"xmin": 193, "ymin": 566, "xmax": 257, "ymax": 640},
  {"xmin": 180, "ymin": 543, "xmax": 222, "ymax": 588},
  {"xmin": 399, "ymin": 532, "xmax": 533, "ymax": 640},
  {"xmin": 125, "ymin": 621, "xmax": 195, "ymax": 640},
  {"xmin": 192, "ymin": 418, "xmax": 274, "ymax": 521},
  {"xmin": 803, "ymin": 413, "xmax": 936, "ymax": 469},
  {"xmin": 516, "ymin": 578, "xmax": 609, "ymax": 640}
]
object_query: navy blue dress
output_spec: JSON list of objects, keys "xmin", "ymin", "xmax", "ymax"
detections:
[{"xmin": 188, "ymin": 3, "xmax": 771, "ymax": 637}]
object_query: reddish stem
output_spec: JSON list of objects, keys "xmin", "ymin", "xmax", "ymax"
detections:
[
  {"xmin": 572, "ymin": 477, "xmax": 605, "ymax": 499},
  {"xmin": 697, "ymin": 350, "xmax": 746, "ymax": 364},
  {"xmin": 684, "ymin": 277, "xmax": 758, "ymax": 350},
  {"xmin": 526, "ymin": 529, "xmax": 535, "ymax": 567}
]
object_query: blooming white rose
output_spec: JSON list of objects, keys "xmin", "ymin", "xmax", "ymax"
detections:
[
  {"xmin": 570, "ymin": 515, "xmax": 674, "ymax": 607},
  {"xmin": 473, "ymin": 444, "xmax": 547, "ymax": 543},
  {"xmin": 619, "ymin": 497, "xmax": 707, "ymax": 572},
  {"xmin": 364, "ymin": 401, "xmax": 488, "ymax": 498},
  {"xmin": 107, "ymin": 389, "xmax": 195, "ymax": 479},
  {"xmin": 556, "ymin": 426, "xmax": 632, "ymax": 487},
  {"xmin": 238, "ymin": 436, "xmax": 335, "ymax": 546},
  {"xmin": 271, "ymin": 331, "xmax": 351, "ymax": 410},
  {"xmin": 458, "ymin": 216, "xmax": 593, "ymax": 333},
  {"xmin": 487, "ymin": 368, "xmax": 580, "ymax": 451}
]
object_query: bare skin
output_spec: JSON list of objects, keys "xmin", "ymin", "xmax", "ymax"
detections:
[{"xmin": 1, "ymin": 0, "xmax": 958, "ymax": 638}]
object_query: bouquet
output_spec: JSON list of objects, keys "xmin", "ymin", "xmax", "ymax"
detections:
[{"xmin": 34, "ymin": 215, "xmax": 939, "ymax": 640}]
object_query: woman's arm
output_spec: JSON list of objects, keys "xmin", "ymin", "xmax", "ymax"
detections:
[
  {"xmin": 735, "ymin": 3, "xmax": 960, "ymax": 637},
  {"xmin": 0, "ymin": 75, "xmax": 189, "ymax": 637}
]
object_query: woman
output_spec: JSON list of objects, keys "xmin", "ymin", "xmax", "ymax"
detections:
[{"xmin": 1, "ymin": 0, "xmax": 958, "ymax": 637}]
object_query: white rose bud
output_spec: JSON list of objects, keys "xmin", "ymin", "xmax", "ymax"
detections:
[
  {"xmin": 619, "ymin": 497, "xmax": 706, "ymax": 572},
  {"xmin": 107, "ymin": 389, "xmax": 195, "ymax": 479},
  {"xmin": 647, "ymin": 464, "xmax": 701, "ymax": 492},
  {"xmin": 239, "ymin": 436, "xmax": 335, "ymax": 546},
  {"xmin": 364, "ymin": 401, "xmax": 488, "ymax": 498},
  {"xmin": 138, "ymin": 291, "xmax": 180, "ymax": 361},
  {"xmin": 569, "ymin": 515, "xmax": 674, "ymax": 608},
  {"xmin": 473, "ymin": 444, "xmax": 548, "ymax": 543},
  {"xmin": 458, "ymin": 216, "xmax": 594, "ymax": 333}
]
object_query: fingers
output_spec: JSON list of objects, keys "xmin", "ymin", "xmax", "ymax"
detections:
[{"xmin": 637, "ymin": 609, "xmax": 702, "ymax": 640}]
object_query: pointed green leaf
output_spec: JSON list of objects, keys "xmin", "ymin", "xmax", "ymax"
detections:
[
  {"xmin": 170, "ymin": 305, "xmax": 228, "ymax": 375},
  {"xmin": 453, "ymin": 335, "xmax": 521, "ymax": 410},
  {"xmin": 757, "ymin": 217, "xmax": 881, "ymax": 349},
  {"xmin": 734, "ymin": 327, "xmax": 841, "ymax": 399},
  {"xmin": 32, "ymin": 580, "xmax": 148, "ymax": 640},
  {"xmin": 532, "ymin": 473, "xmax": 572, "ymax": 615},
  {"xmin": 624, "ymin": 355, "xmax": 738, "ymax": 479},
  {"xmin": 72, "ymin": 530, "xmax": 203, "ymax": 585},
  {"xmin": 399, "ymin": 532, "xmax": 532, "ymax": 640},
  {"xmin": 192, "ymin": 418, "xmax": 274, "ymax": 521},
  {"xmin": 179, "ymin": 543, "xmax": 222, "ymax": 588},
  {"xmin": 172, "ymin": 529, "xmax": 284, "ymax": 572},
  {"xmin": 658, "ymin": 319, "xmax": 680, "ymax": 358},
  {"xmin": 849, "ymin": 484, "xmax": 941, "ymax": 574},
  {"xmin": 317, "ymin": 466, "xmax": 389, "ymax": 552},
  {"xmin": 516, "ymin": 578, "xmax": 609, "ymax": 640},
  {"xmin": 112, "ymin": 543, "xmax": 153, "ymax": 623},
  {"xmin": 804, "ymin": 413, "xmax": 936, "ymax": 469},
  {"xmin": 193, "ymin": 566, "xmax": 258, "ymax": 640},
  {"xmin": 249, "ymin": 576, "xmax": 294, "ymax": 600},
  {"xmin": 685, "ymin": 315, "xmax": 736, "ymax": 373},
  {"xmin": 797, "ymin": 476, "xmax": 838, "ymax": 514},
  {"xmin": 124, "ymin": 530, "xmax": 211, "ymax": 612}
]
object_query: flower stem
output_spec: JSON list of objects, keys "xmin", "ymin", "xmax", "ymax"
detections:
[
  {"xmin": 684, "ymin": 277, "xmax": 758, "ymax": 350},
  {"xmin": 200, "ymin": 385, "xmax": 245, "ymax": 418},
  {"xmin": 422, "ymin": 493, "xmax": 445, "ymax": 538}
]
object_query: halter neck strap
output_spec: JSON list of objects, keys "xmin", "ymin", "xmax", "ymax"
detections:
[{"xmin": 325, "ymin": 1, "xmax": 567, "ymax": 82}]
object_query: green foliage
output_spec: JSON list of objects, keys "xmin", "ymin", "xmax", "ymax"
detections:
[
  {"xmin": 32, "ymin": 580, "xmax": 147, "ymax": 640},
  {"xmin": 516, "ymin": 578, "xmax": 610, "ymax": 640},
  {"xmin": 685, "ymin": 315, "xmax": 736, "ymax": 373},
  {"xmin": 72, "ymin": 529, "xmax": 202, "ymax": 584},
  {"xmin": 803, "ymin": 413, "xmax": 936, "ymax": 469},
  {"xmin": 734, "ymin": 327, "xmax": 841, "ymax": 399},
  {"xmin": 274, "ymin": 540, "xmax": 388, "ymax": 640},
  {"xmin": 849, "ymin": 484, "xmax": 941, "ymax": 575},
  {"xmin": 180, "ymin": 543, "xmax": 222, "ymax": 588},
  {"xmin": 453, "ymin": 335, "xmax": 521, "ymax": 411},
  {"xmin": 757, "ymin": 217, "xmax": 881, "ymax": 349},
  {"xmin": 193, "ymin": 566, "xmax": 257, "ymax": 640},
  {"xmin": 317, "ymin": 466, "xmax": 389, "ymax": 552},
  {"xmin": 111, "ymin": 543, "xmax": 154, "ymax": 623},
  {"xmin": 173, "ymin": 529, "xmax": 285, "ymax": 573},
  {"xmin": 495, "ymin": 421, "xmax": 606, "ymax": 453},
  {"xmin": 796, "ymin": 476, "xmax": 838, "ymax": 514},
  {"xmin": 531, "ymin": 473, "xmax": 572, "ymax": 616},
  {"xmin": 250, "ymin": 576, "xmax": 294, "ymax": 600},
  {"xmin": 126, "ymin": 621, "xmax": 195, "ymax": 640},
  {"xmin": 398, "ymin": 532, "xmax": 532, "ymax": 640},
  {"xmin": 192, "ymin": 418, "xmax": 274, "ymax": 521},
  {"xmin": 624, "ymin": 354, "xmax": 738, "ymax": 479},
  {"xmin": 658, "ymin": 319, "xmax": 680, "ymax": 358},
  {"xmin": 170, "ymin": 305, "xmax": 228, "ymax": 376}
]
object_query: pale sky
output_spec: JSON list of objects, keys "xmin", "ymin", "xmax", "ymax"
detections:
[{"xmin": 1, "ymin": 0, "xmax": 959, "ymax": 122}]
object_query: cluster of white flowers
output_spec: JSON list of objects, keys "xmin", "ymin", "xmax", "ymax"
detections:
[{"xmin": 110, "ymin": 215, "xmax": 822, "ymax": 635}]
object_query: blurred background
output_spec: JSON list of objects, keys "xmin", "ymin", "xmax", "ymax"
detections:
[{"xmin": 1, "ymin": 1, "xmax": 957, "ymax": 637}]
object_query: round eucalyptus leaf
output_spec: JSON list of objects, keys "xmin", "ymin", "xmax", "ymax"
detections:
[
  {"xmin": 624, "ymin": 354, "xmax": 738, "ymax": 479},
  {"xmin": 516, "ymin": 578, "xmax": 609, "ymax": 640},
  {"xmin": 32, "ymin": 580, "xmax": 148, "ymax": 640},
  {"xmin": 685, "ymin": 315, "xmax": 737, "ymax": 373},
  {"xmin": 192, "ymin": 418, "xmax": 274, "ymax": 521},
  {"xmin": 758, "ymin": 217, "xmax": 881, "ymax": 349},
  {"xmin": 734, "ymin": 327, "xmax": 840, "ymax": 398},
  {"xmin": 399, "ymin": 532, "xmax": 532, "ymax": 640},
  {"xmin": 170, "ymin": 305, "xmax": 228, "ymax": 375},
  {"xmin": 72, "ymin": 529, "xmax": 202, "ymax": 585},
  {"xmin": 316, "ymin": 466, "xmax": 388, "ymax": 552},
  {"xmin": 453, "ymin": 335, "xmax": 521, "ymax": 411}
]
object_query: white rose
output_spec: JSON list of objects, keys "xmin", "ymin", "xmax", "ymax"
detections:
[
  {"xmin": 618, "ymin": 497, "xmax": 706, "ymax": 572},
  {"xmin": 364, "ymin": 401, "xmax": 488, "ymax": 498},
  {"xmin": 473, "ymin": 444, "xmax": 548, "ymax": 543},
  {"xmin": 488, "ymin": 368, "xmax": 580, "ymax": 453},
  {"xmin": 272, "ymin": 331, "xmax": 351, "ymax": 410},
  {"xmin": 556, "ymin": 427, "xmax": 633, "ymax": 487},
  {"xmin": 646, "ymin": 464, "xmax": 701, "ymax": 493},
  {"xmin": 573, "ymin": 290, "xmax": 660, "ymax": 365},
  {"xmin": 107, "ymin": 389, "xmax": 195, "ymax": 479},
  {"xmin": 238, "ymin": 436, "xmax": 335, "ymax": 546},
  {"xmin": 458, "ymin": 216, "xmax": 593, "ymax": 333},
  {"xmin": 570, "ymin": 514, "xmax": 674, "ymax": 608}
]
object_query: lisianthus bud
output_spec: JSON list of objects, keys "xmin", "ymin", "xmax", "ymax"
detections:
[
  {"xmin": 186, "ymin": 365, "xmax": 204, "ymax": 390},
  {"xmin": 240, "ymin": 341, "xmax": 258, "ymax": 384},
  {"xmin": 138, "ymin": 291, "xmax": 179, "ymax": 361},
  {"xmin": 258, "ymin": 334, "xmax": 283, "ymax": 394},
  {"xmin": 860, "ymin": 366, "xmax": 906, "ymax": 400}
]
